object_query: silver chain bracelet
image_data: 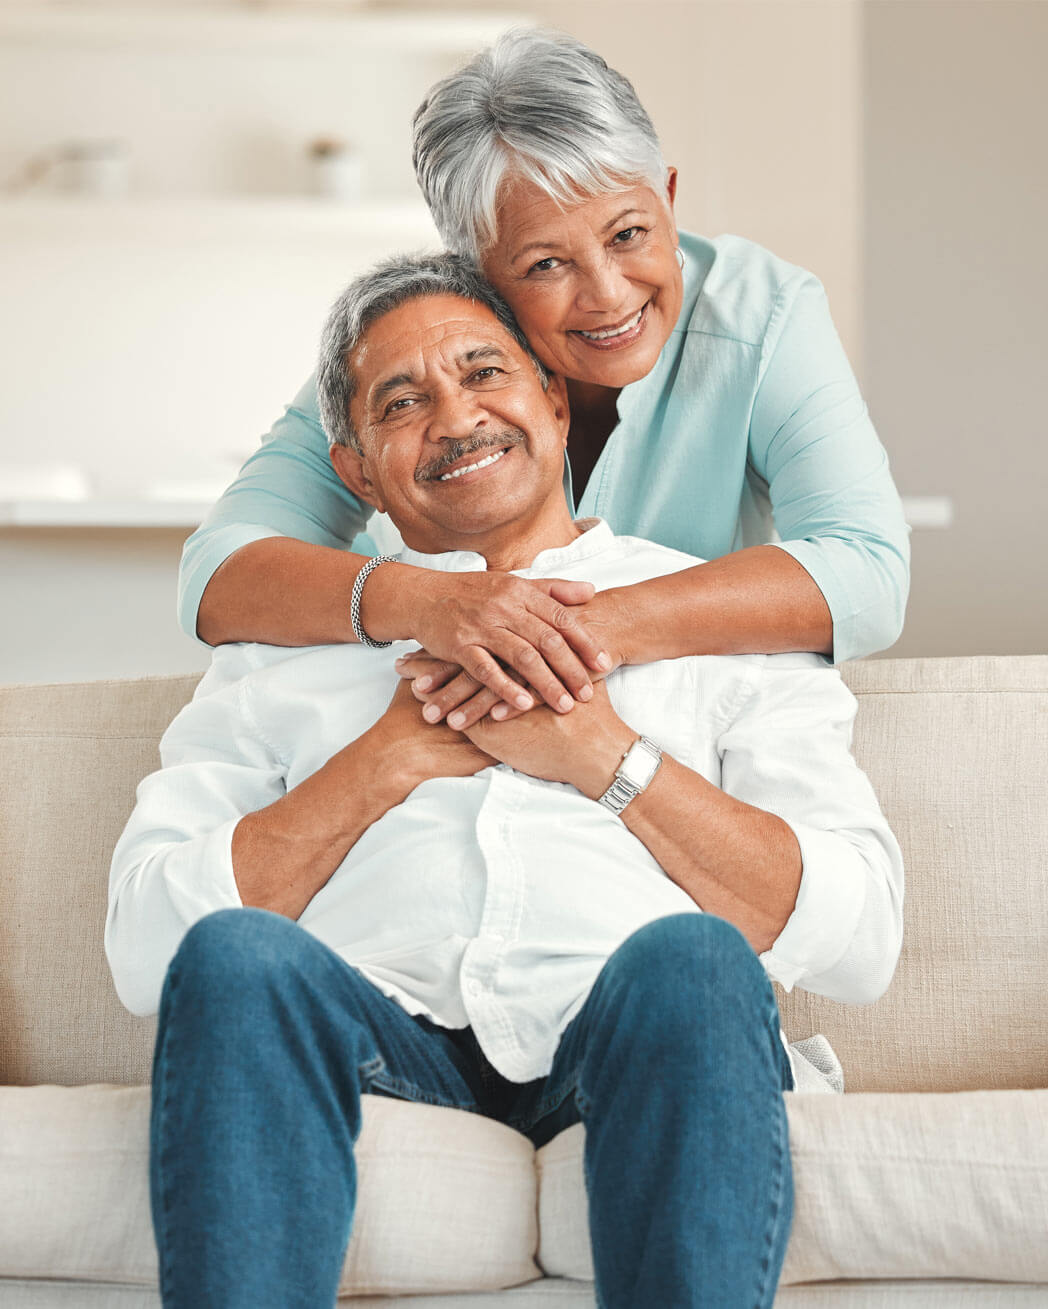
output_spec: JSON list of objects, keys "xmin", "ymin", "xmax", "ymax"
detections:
[{"xmin": 350, "ymin": 554, "xmax": 399, "ymax": 648}]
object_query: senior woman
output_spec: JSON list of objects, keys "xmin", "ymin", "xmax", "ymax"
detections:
[{"xmin": 181, "ymin": 29, "xmax": 909, "ymax": 729}]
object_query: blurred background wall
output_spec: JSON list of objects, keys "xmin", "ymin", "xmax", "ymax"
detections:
[{"xmin": 0, "ymin": 0, "xmax": 1044, "ymax": 683}]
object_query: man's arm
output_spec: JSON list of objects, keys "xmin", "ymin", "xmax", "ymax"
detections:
[
  {"xmin": 233, "ymin": 681, "xmax": 491, "ymax": 919},
  {"xmin": 463, "ymin": 660, "xmax": 903, "ymax": 1001},
  {"xmin": 107, "ymin": 668, "xmax": 490, "ymax": 1016}
]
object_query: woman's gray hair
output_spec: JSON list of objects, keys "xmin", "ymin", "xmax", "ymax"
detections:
[
  {"xmin": 413, "ymin": 28, "xmax": 668, "ymax": 261},
  {"xmin": 318, "ymin": 250, "xmax": 548, "ymax": 452}
]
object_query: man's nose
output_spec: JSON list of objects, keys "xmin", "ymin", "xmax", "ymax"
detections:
[{"xmin": 427, "ymin": 384, "xmax": 486, "ymax": 444}]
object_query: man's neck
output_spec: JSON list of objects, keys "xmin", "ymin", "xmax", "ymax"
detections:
[{"xmin": 405, "ymin": 504, "xmax": 583, "ymax": 573}]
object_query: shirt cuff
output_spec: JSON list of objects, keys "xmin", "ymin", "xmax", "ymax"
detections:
[
  {"xmin": 145, "ymin": 817, "xmax": 245, "ymax": 925},
  {"xmin": 758, "ymin": 822, "xmax": 868, "ymax": 992},
  {"xmin": 178, "ymin": 522, "xmax": 285, "ymax": 642}
]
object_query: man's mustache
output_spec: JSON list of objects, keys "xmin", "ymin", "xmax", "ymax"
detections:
[{"xmin": 416, "ymin": 428, "xmax": 527, "ymax": 482}]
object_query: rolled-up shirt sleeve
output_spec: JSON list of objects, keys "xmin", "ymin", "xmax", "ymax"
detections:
[
  {"xmin": 716, "ymin": 653, "xmax": 905, "ymax": 1004},
  {"xmin": 105, "ymin": 647, "xmax": 286, "ymax": 1016},
  {"xmin": 177, "ymin": 372, "xmax": 373, "ymax": 640},
  {"xmin": 749, "ymin": 276, "xmax": 911, "ymax": 664}
]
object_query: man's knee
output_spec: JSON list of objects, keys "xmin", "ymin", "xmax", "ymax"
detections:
[
  {"xmin": 167, "ymin": 907, "xmax": 310, "ymax": 998},
  {"xmin": 605, "ymin": 913, "xmax": 772, "ymax": 1027}
]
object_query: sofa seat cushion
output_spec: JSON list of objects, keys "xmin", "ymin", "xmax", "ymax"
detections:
[
  {"xmin": 536, "ymin": 1089, "xmax": 1048, "ymax": 1285},
  {"xmin": 0, "ymin": 1087, "xmax": 540, "ymax": 1296}
]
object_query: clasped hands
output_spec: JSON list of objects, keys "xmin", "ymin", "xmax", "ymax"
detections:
[{"xmin": 380, "ymin": 572, "xmax": 636, "ymax": 800}]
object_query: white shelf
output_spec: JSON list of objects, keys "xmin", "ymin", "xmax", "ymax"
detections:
[
  {"xmin": 0, "ymin": 195, "xmax": 440, "ymax": 242},
  {"xmin": 0, "ymin": 499, "xmax": 212, "ymax": 528},
  {"xmin": 0, "ymin": 6, "xmax": 532, "ymax": 55}
]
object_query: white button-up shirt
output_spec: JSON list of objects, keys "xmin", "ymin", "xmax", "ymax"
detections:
[{"xmin": 107, "ymin": 520, "xmax": 904, "ymax": 1087}]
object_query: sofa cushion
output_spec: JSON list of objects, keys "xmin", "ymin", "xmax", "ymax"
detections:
[
  {"xmin": 535, "ymin": 1089, "xmax": 1048, "ymax": 1285},
  {"xmin": 0, "ymin": 1086, "xmax": 540, "ymax": 1296}
]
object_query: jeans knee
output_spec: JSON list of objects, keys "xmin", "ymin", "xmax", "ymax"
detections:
[
  {"xmin": 612, "ymin": 913, "xmax": 770, "ymax": 1014},
  {"xmin": 169, "ymin": 907, "xmax": 307, "ymax": 998}
]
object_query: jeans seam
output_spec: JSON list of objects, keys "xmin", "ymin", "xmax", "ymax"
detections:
[
  {"xmin": 753, "ymin": 1093, "xmax": 789, "ymax": 1308},
  {"xmin": 366, "ymin": 1069, "xmax": 479, "ymax": 1113},
  {"xmin": 154, "ymin": 970, "xmax": 178, "ymax": 1306}
]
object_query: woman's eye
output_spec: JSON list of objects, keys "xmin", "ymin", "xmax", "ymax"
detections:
[
  {"xmin": 527, "ymin": 256, "xmax": 560, "ymax": 275},
  {"xmin": 612, "ymin": 226, "xmax": 643, "ymax": 245}
]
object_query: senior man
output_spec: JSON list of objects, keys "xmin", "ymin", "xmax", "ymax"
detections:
[{"xmin": 107, "ymin": 253, "xmax": 903, "ymax": 1309}]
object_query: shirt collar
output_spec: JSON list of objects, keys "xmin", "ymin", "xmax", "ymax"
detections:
[{"xmin": 397, "ymin": 517, "xmax": 614, "ymax": 576}]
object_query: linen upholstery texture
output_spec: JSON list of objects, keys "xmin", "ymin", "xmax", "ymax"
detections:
[
  {"xmin": 2, "ymin": 1285, "xmax": 1048, "ymax": 1308},
  {"xmin": 2, "ymin": 657, "xmax": 1046, "ymax": 1092}
]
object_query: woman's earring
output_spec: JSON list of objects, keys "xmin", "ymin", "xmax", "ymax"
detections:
[{"xmin": 675, "ymin": 246, "xmax": 685, "ymax": 270}]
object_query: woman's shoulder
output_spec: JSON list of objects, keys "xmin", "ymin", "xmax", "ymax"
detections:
[{"xmin": 677, "ymin": 231, "xmax": 822, "ymax": 347}]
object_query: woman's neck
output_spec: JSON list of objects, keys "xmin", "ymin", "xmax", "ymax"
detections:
[{"xmin": 565, "ymin": 378, "xmax": 622, "ymax": 446}]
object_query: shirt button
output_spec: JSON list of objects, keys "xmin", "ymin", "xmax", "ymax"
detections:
[
  {"xmin": 489, "ymin": 932, "xmax": 505, "ymax": 945},
  {"xmin": 467, "ymin": 980, "xmax": 481, "ymax": 997}
]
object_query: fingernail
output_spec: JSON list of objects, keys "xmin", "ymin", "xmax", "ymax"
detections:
[
  {"xmin": 423, "ymin": 704, "xmax": 442, "ymax": 723},
  {"xmin": 579, "ymin": 683, "xmax": 593, "ymax": 701},
  {"xmin": 448, "ymin": 711, "xmax": 465, "ymax": 729},
  {"xmin": 558, "ymin": 694, "xmax": 573, "ymax": 712},
  {"xmin": 597, "ymin": 651, "xmax": 613, "ymax": 671},
  {"xmin": 491, "ymin": 704, "xmax": 508, "ymax": 720},
  {"xmin": 515, "ymin": 692, "xmax": 534, "ymax": 710},
  {"xmin": 415, "ymin": 676, "xmax": 433, "ymax": 691}
]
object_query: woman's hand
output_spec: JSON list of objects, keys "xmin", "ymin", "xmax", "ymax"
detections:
[
  {"xmin": 386, "ymin": 570, "xmax": 615, "ymax": 722},
  {"xmin": 397, "ymin": 586, "xmax": 632, "ymax": 729}
]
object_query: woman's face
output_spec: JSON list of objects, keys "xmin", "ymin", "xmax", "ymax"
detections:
[{"xmin": 481, "ymin": 172, "xmax": 683, "ymax": 391}]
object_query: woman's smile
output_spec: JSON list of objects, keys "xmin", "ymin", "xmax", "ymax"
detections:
[{"xmin": 571, "ymin": 301, "xmax": 649, "ymax": 351}]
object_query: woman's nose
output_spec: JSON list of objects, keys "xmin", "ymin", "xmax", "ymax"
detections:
[{"xmin": 574, "ymin": 253, "xmax": 630, "ymax": 315}]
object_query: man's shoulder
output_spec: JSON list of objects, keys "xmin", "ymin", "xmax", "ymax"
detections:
[{"xmin": 597, "ymin": 532, "xmax": 707, "ymax": 587}]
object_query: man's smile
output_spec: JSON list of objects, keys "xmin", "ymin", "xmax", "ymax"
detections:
[{"xmin": 416, "ymin": 429, "xmax": 526, "ymax": 484}]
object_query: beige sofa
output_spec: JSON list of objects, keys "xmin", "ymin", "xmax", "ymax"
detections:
[{"xmin": 1, "ymin": 655, "xmax": 1047, "ymax": 1307}]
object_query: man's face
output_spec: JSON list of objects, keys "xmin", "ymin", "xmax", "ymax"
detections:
[{"xmin": 332, "ymin": 294, "xmax": 571, "ymax": 557}]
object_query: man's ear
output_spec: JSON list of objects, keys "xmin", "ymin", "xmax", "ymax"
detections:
[
  {"xmin": 544, "ymin": 372, "xmax": 571, "ymax": 448},
  {"xmin": 330, "ymin": 442, "xmax": 387, "ymax": 515}
]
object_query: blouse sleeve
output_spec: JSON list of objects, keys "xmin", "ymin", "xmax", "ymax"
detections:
[
  {"xmin": 748, "ymin": 276, "xmax": 911, "ymax": 663},
  {"xmin": 177, "ymin": 372, "xmax": 373, "ymax": 640}
]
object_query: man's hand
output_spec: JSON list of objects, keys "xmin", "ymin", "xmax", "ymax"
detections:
[
  {"xmin": 461, "ymin": 679, "xmax": 636, "ymax": 801},
  {"xmin": 368, "ymin": 679, "xmax": 496, "ymax": 797},
  {"xmin": 395, "ymin": 586, "xmax": 633, "ymax": 730}
]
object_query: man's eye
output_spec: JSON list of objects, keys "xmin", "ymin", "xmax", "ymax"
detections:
[
  {"xmin": 527, "ymin": 256, "xmax": 560, "ymax": 275},
  {"xmin": 471, "ymin": 366, "xmax": 503, "ymax": 382},
  {"xmin": 383, "ymin": 396, "xmax": 416, "ymax": 417}
]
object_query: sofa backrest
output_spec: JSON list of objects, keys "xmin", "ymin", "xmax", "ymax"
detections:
[{"xmin": 2, "ymin": 656, "xmax": 1046, "ymax": 1093}]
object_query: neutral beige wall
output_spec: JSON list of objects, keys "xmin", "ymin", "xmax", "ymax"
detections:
[{"xmin": 863, "ymin": 0, "xmax": 1048, "ymax": 656}]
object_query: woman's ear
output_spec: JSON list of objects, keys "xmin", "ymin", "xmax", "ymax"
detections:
[
  {"xmin": 665, "ymin": 166, "xmax": 678, "ymax": 213},
  {"xmin": 330, "ymin": 442, "xmax": 387, "ymax": 514}
]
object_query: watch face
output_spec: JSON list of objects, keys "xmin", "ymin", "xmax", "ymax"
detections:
[{"xmin": 619, "ymin": 741, "xmax": 660, "ymax": 789}]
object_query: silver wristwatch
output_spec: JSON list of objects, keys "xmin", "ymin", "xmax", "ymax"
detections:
[{"xmin": 597, "ymin": 736, "xmax": 663, "ymax": 816}]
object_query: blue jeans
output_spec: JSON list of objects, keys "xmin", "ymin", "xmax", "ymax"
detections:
[{"xmin": 150, "ymin": 908, "xmax": 794, "ymax": 1308}]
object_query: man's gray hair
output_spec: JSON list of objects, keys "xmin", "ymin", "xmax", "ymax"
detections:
[
  {"xmin": 412, "ymin": 28, "xmax": 668, "ymax": 261},
  {"xmin": 317, "ymin": 251, "xmax": 548, "ymax": 453}
]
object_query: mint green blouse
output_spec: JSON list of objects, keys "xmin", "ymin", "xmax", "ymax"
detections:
[{"xmin": 178, "ymin": 232, "xmax": 910, "ymax": 663}]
